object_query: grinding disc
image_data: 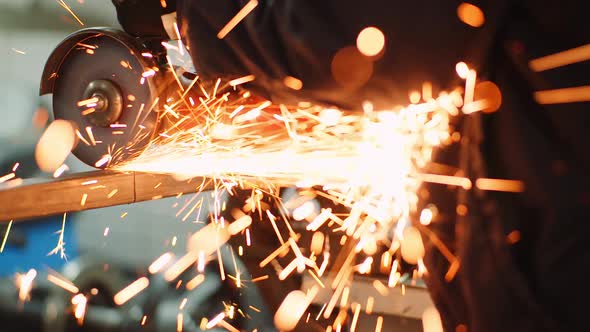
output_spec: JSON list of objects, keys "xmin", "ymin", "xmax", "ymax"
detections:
[{"xmin": 52, "ymin": 34, "xmax": 160, "ymax": 168}]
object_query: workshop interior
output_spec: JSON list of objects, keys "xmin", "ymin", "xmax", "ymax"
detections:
[{"xmin": 1, "ymin": 1, "xmax": 589, "ymax": 332}]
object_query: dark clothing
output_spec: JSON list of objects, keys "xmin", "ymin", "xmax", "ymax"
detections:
[{"xmin": 115, "ymin": 1, "xmax": 590, "ymax": 331}]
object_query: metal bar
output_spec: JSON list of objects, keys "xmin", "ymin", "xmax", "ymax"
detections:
[{"xmin": 0, "ymin": 171, "xmax": 215, "ymax": 222}]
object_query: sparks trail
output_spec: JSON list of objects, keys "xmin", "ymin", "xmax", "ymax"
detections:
[{"xmin": 109, "ymin": 60, "xmax": 520, "ymax": 329}]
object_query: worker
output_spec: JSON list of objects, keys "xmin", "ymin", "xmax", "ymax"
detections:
[{"xmin": 112, "ymin": 1, "xmax": 590, "ymax": 331}]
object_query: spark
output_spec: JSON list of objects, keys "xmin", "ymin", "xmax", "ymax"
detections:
[
  {"xmin": 418, "ymin": 173, "xmax": 472, "ymax": 189},
  {"xmin": 11, "ymin": 48, "xmax": 26, "ymax": 55},
  {"xmin": 375, "ymin": 316, "xmax": 384, "ymax": 332},
  {"xmin": 350, "ymin": 303, "xmax": 361, "ymax": 332},
  {"xmin": 95, "ymin": 154, "xmax": 112, "ymax": 168},
  {"xmin": 206, "ymin": 312, "xmax": 226, "ymax": 329},
  {"xmin": 75, "ymin": 129, "xmax": 91, "ymax": 146},
  {"xmin": 457, "ymin": 3, "xmax": 485, "ymax": 28},
  {"xmin": 85, "ymin": 126, "xmax": 96, "ymax": 145},
  {"xmin": 229, "ymin": 74, "xmax": 256, "ymax": 87},
  {"xmin": 218, "ymin": 320, "xmax": 240, "ymax": 332},
  {"xmin": 217, "ymin": 0, "xmax": 259, "ymax": 39},
  {"xmin": 245, "ymin": 228, "xmax": 251, "ymax": 246},
  {"xmin": 530, "ymin": 43, "xmax": 590, "ymax": 72},
  {"xmin": 455, "ymin": 62, "xmax": 469, "ymax": 79},
  {"xmin": 0, "ymin": 220, "xmax": 13, "ymax": 253},
  {"xmin": 149, "ymin": 252, "xmax": 174, "ymax": 274},
  {"xmin": 77, "ymin": 97, "xmax": 98, "ymax": 107},
  {"xmin": 53, "ymin": 164, "xmax": 69, "ymax": 178},
  {"xmin": 507, "ymin": 230, "xmax": 521, "ymax": 244},
  {"xmin": 186, "ymin": 274, "xmax": 205, "ymax": 290},
  {"xmin": 56, "ymin": 0, "xmax": 84, "ymax": 26},
  {"xmin": 251, "ymin": 274, "xmax": 269, "ymax": 283},
  {"xmin": 142, "ymin": 69, "xmax": 156, "ymax": 78},
  {"xmin": 284, "ymin": 76, "xmax": 303, "ymax": 90},
  {"xmin": 366, "ymin": 297, "xmax": 374, "ymax": 314},
  {"xmin": 318, "ymin": 252, "xmax": 330, "ymax": 276},
  {"xmin": 373, "ymin": 280, "xmax": 389, "ymax": 296},
  {"xmin": 443, "ymin": 258, "xmax": 460, "ymax": 282},
  {"xmin": 357, "ymin": 27, "xmax": 385, "ymax": 57},
  {"xmin": 475, "ymin": 178, "xmax": 525, "ymax": 192},
  {"xmin": 177, "ymin": 313, "xmax": 183, "ymax": 332},
  {"xmin": 80, "ymin": 193, "xmax": 88, "ymax": 206},
  {"xmin": 420, "ymin": 208, "xmax": 434, "ymax": 225},
  {"xmin": 0, "ymin": 173, "xmax": 15, "ymax": 183},
  {"xmin": 17, "ymin": 269, "xmax": 37, "ymax": 302},
  {"xmin": 72, "ymin": 293, "xmax": 87, "ymax": 325},
  {"xmin": 179, "ymin": 298, "xmax": 188, "ymax": 310},
  {"xmin": 48, "ymin": 213, "xmax": 68, "ymax": 259},
  {"xmin": 114, "ymin": 277, "xmax": 149, "ymax": 305},
  {"xmin": 47, "ymin": 273, "xmax": 79, "ymax": 293},
  {"xmin": 534, "ymin": 86, "xmax": 590, "ymax": 104},
  {"xmin": 464, "ymin": 69, "xmax": 477, "ymax": 105}
]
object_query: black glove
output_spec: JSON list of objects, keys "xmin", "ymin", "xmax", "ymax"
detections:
[{"xmin": 112, "ymin": 0, "xmax": 177, "ymax": 38}]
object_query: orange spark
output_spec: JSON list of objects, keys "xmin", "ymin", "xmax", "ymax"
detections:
[
  {"xmin": 534, "ymin": 86, "xmax": 590, "ymax": 104},
  {"xmin": 229, "ymin": 74, "xmax": 256, "ymax": 87},
  {"xmin": 149, "ymin": 252, "xmax": 174, "ymax": 274},
  {"xmin": 475, "ymin": 178, "xmax": 525, "ymax": 192},
  {"xmin": 0, "ymin": 220, "xmax": 13, "ymax": 253},
  {"xmin": 356, "ymin": 27, "xmax": 385, "ymax": 57},
  {"xmin": 47, "ymin": 274, "xmax": 79, "ymax": 293},
  {"xmin": 530, "ymin": 43, "xmax": 590, "ymax": 72},
  {"xmin": 114, "ymin": 277, "xmax": 149, "ymax": 305},
  {"xmin": 457, "ymin": 3, "xmax": 485, "ymax": 28},
  {"xmin": 56, "ymin": 0, "xmax": 84, "ymax": 26},
  {"xmin": 217, "ymin": 0, "xmax": 259, "ymax": 39}
]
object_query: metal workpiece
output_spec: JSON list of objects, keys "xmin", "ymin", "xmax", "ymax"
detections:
[{"xmin": 0, "ymin": 171, "xmax": 216, "ymax": 222}]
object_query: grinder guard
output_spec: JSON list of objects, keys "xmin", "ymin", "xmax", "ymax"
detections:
[{"xmin": 39, "ymin": 28, "xmax": 167, "ymax": 168}]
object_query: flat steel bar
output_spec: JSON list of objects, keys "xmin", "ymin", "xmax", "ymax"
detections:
[{"xmin": 0, "ymin": 171, "xmax": 215, "ymax": 222}]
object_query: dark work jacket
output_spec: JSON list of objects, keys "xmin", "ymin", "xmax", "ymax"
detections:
[{"xmin": 115, "ymin": 0, "xmax": 590, "ymax": 331}]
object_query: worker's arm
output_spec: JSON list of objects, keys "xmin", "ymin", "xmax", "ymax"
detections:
[
  {"xmin": 111, "ymin": 0, "xmax": 176, "ymax": 38},
  {"xmin": 113, "ymin": 0, "xmax": 502, "ymax": 110},
  {"xmin": 176, "ymin": 0, "xmax": 506, "ymax": 110}
]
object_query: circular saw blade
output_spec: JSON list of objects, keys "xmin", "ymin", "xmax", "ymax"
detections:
[{"xmin": 52, "ymin": 34, "xmax": 159, "ymax": 168}]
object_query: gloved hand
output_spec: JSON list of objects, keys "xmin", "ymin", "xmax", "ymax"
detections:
[{"xmin": 112, "ymin": 0, "xmax": 177, "ymax": 38}]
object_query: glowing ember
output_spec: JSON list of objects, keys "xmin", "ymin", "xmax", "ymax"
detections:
[
  {"xmin": 114, "ymin": 277, "xmax": 150, "ymax": 305},
  {"xmin": 47, "ymin": 273, "xmax": 79, "ymax": 294},
  {"xmin": 149, "ymin": 252, "xmax": 174, "ymax": 274},
  {"xmin": 457, "ymin": 2, "xmax": 485, "ymax": 28},
  {"xmin": 356, "ymin": 27, "xmax": 386, "ymax": 57},
  {"xmin": 72, "ymin": 293, "xmax": 88, "ymax": 325},
  {"xmin": 0, "ymin": 220, "xmax": 13, "ymax": 253},
  {"xmin": 16, "ymin": 269, "xmax": 37, "ymax": 302},
  {"xmin": 217, "ymin": 0, "xmax": 259, "ymax": 39}
]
